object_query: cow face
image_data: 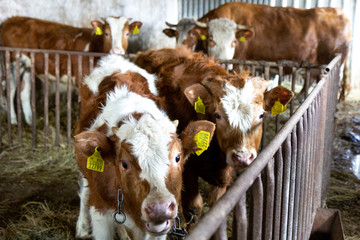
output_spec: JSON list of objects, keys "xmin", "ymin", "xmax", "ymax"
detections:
[
  {"xmin": 163, "ymin": 18, "xmax": 196, "ymax": 47},
  {"xmin": 91, "ymin": 17, "xmax": 142, "ymax": 54},
  {"xmin": 75, "ymin": 116, "xmax": 215, "ymax": 236},
  {"xmin": 184, "ymin": 74, "xmax": 293, "ymax": 169}
]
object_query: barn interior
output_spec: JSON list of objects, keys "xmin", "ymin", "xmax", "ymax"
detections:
[{"xmin": 0, "ymin": 1, "xmax": 359, "ymax": 240}]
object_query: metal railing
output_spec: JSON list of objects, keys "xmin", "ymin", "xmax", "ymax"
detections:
[
  {"xmin": 0, "ymin": 47, "xmax": 341, "ymax": 239},
  {"xmin": 185, "ymin": 55, "xmax": 341, "ymax": 239}
]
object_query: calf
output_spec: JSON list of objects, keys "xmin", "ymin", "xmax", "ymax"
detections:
[
  {"xmin": 1, "ymin": 16, "xmax": 142, "ymax": 125},
  {"xmin": 134, "ymin": 46, "xmax": 294, "ymax": 226},
  {"xmin": 74, "ymin": 53, "xmax": 215, "ymax": 240}
]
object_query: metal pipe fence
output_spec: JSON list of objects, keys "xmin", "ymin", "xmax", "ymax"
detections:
[
  {"xmin": 0, "ymin": 47, "xmax": 340, "ymax": 239},
  {"xmin": 185, "ymin": 55, "xmax": 341, "ymax": 239}
]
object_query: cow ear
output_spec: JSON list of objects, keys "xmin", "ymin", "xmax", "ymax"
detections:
[
  {"xmin": 163, "ymin": 28, "xmax": 177, "ymax": 38},
  {"xmin": 74, "ymin": 130, "xmax": 112, "ymax": 158},
  {"xmin": 236, "ymin": 29, "xmax": 254, "ymax": 42},
  {"xmin": 264, "ymin": 86, "xmax": 294, "ymax": 111},
  {"xmin": 129, "ymin": 21, "xmax": 143, "ymax": 35},
  {"xmin": 91, "ymin": 20, "xmax": 104, "ymax": 33},
  {"xmin": 184, "ymin": 83, "xmax": 212, "ymax": 106},
  {"xmin": 180, "ymin": 120, "xmax": 216, "ymax": 159}
]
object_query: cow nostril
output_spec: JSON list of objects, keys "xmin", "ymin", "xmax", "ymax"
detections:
[
  {"xmin": 168, "ymin": 201, "xmax": 176, "ymax": 211},
  {"xmin": 145, "ymin": 204, "xmax": 154, "ymax": 214}
]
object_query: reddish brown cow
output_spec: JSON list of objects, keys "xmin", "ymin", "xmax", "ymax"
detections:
[
  {"xmin": 1, "ymin": 16, "xmax": 142, "ymax": 125},
  {"xmin": 182, "ymin": 2, "xmax": 351, "ymax": 65},
  {"xmin": 134, "ymin": 46, "xmax": 294, "ymax": 226},
  {"xmin": 74, "ymin": 53, "xmax": 215, "ymax": 240}
]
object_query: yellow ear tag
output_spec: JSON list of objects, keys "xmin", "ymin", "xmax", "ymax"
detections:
[
  {"xmin": 95, "ymin": 26, "xmax": 103, "ymax": 36},
  {"xmin": 194, "ymin": 130, "xmax": 211, "ymax": 156},
  {"xmin": 87, "ymin": 147, "xmax": 104, "ymax": 172},
  {"xmin": 239, "ymin": 36, "xmax": 246, "ymax": 42},
  {"xmin": 271, "ymin": 99, "xmax": 287, "ymax": 116},
  {"xmin": 194, "ymin": 96, "xmax": 205, "ymax": 115},
  {"xmin": 133, "ymin": 25, "xmax": 140, "ymax": 35},
  {"xmin": 200, "ymin": 34, "xmax": 207, "ymax": 41}
]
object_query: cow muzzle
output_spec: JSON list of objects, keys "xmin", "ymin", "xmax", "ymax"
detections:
[
  {"xmin": 144, "ymin": 200, "xmax": 177, "ymax": 235},
  {"xmin": 111, "ymin": 47, "xmax": 125, "ymax": 55},
  {"xmin": 227, "ymin": 150, "xmax": 256, "ymax": 168}
]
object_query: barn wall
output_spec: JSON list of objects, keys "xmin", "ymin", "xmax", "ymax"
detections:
[
  {"xmin": 179, "ymin": 0, "xmax": 359, "ymax": 92},
  {"xmin": 0, "ymin": 0, "xmax": 177, "ymax": 52}
]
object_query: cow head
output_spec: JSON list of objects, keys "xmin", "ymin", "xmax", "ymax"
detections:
[
  {"xmin": 91, "ymin": 16, "xmax": 143, "ymax": 54},
  {"xmin": 75, "ymin": 115, "xmax": 215, "ymax": 236},
  {"xmin": 163, "ymin": 18, "xmax": 196, "ymax": 47},
  {"xmin": 193, "ymin": 18, "xmax": 253, "ymax": 60},
  {"xmin": 184, "ymin": 72, "xmax": 293, "ymax": 168}
]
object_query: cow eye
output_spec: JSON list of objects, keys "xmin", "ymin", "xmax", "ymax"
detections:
[
  {"xmin": 125, "ymin": 32, "xmax": 130, "ymax": 37},
  {"xmin": 105, "ymin": 32, "xmax": 109, "ymax": 37},
  {"xmin": 175, "ymin": 155, "xmax": 180, "ymax": 163},
  {"xmin": 215, "ymin": 113, "xmax": 221, "ymax": 119},
  {"xmin": 121, "ymin": 161, "xmax": 128, "ymax": 169},
  {"xmin": 259, "ymin": 113, "xmax": 265, "ymax": 119}
]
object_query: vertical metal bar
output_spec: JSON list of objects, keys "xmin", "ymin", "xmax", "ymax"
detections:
[
  {"xmin": 276, "ymin": 65, "xmax": 284, "ymax": 132},
  {"xmin": 77, "ymin": 55, "xmax": 83, "ymax": 102},
  {"xmin": 67, "ymin": 54, "xmax": 72, "ymax": 147},
  {"xmin": 290, "ymin": 67, "xmax": 296, "ymax": 115},
  {"xmin": 264, "ymin": 158, "xmax": 275, "ymax": 240},
  {"xmin": 30, "ymin": 52, "xmax": 36, "ymax": 148},
  {"xmin": 273, "ymin": 147, "xmax": 283, "ymax": 240},
  {"xmin": 0, "ymin": 51, "xmax": 3, "ymax": 149},
  {"xmin": 280, "ymin": 136, "xmax": 291, "ymax": 240},
  {"xmin": 287, "ymin": 125, "xmax": 297, "ymax": 240},
  {"xmin": 251, "ymin": 176, "xmax": 263, "ymax": 240},
  {"xmin": 89, "ymin": 55, "xmax": 94, "ymax": 73},
  {"xmin": 44, "ymin": 53, "xmax": 49, "ymax": 149},
  {"xmin": 55, "ymin": 54, "xmax": 60, "ymax": 147},
  {"xmin": 15, "ymin": 51, "xmax": 22, "ymax": 146},
  {"xmin": 294, "ymin": 117, "xmax": 304, "ymax": 240},
  {"xmin": 305, "ymin": 68, "xmax": 310, "ymax": 98},
  {"xmin": 232, "ymin": 195, "xmax": 247, "ymax": 240},
  {"xmin": 5, "ymin": 51, "xmax": 12, "ymax": 144},
  {"xmin": 299, "ymin": 110, "xmax": 308, "ymax": 240},
  {"xmin": 264, "ymin": 64, "xmax": 270, "ymax": 80}
]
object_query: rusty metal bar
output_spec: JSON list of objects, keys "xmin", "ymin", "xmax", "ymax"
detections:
[
  {"xmin": 15, "ymin": 51, "xmax": 22, "ymax": 146},
  {"xmin": 280, "ymin": 135, "xmax": 291, "ymax": 240},
  {"xmin": 185, "ymin": 76, "xmax": 327, "ymax": 240},
  {"xmin": 251, "ymin": 176, "xmax": 263, "ymax": 240},
  {"xmin": 43, "ymin": 53, "xmax": 49, "ymax": 149},
  {"xmin": 263, "ymin": 158, "xmax": 275, "ymax": 240},
  {"xmin": 232, "ymin": 195, "xmax": 247, "ymax": 240},
  {"xmin": 5, "ymin": 51, "xmax": 12, "ymax": 144},
  {"xmin": 55, "ymin": 54, "xmax": 60, "ymax": 147},
  {"xmin": 30, "ymin": 52, "xmax": 36, "ymax": 148},
  {"xmin": 67, "ymin": 54, "xmax": 72, "ymax": 147}
]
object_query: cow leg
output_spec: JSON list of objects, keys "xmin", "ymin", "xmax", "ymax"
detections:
[
  {"xmin": 76, "ymin": 177, "xmax": 92, "ymax": 239},
  {"xmin": 9, "ymin": 62, "xmax": 18, "ymax": 124},
  {"xmin": 181, "ymin": 169, "xmax": 203, "ymax": 227},
  {"xmin": 90, "ymin": 207, "xmax": 115, "ymax": 240},
  {"xmin": 20, "ymin": 71, "xmax": 32, "ymax": 125}
]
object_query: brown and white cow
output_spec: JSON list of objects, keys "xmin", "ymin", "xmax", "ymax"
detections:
[
  {"xmin": 134, "ymin": 46, "xmax": 294, "ymax": 225},
  {"xmin": 179, "ymin": 2, "xmax": 351, "ymax": 65},
  {"xmin": 74, "ymin": 53, "xmax": 215, "ymax": 239},
  {"xmin": 1, "ymin": 16, "xmax": 142, "ymax": 125}
]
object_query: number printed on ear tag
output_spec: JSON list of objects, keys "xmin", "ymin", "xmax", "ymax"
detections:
[{"xmin": 87, "ymin": 147, "xmax": 104, "ymax": 172}]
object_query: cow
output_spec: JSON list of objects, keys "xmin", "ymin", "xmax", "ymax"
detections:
[
  {"xmin": 170, "ymin": 3, "xmax": 352, "ymax": 98},
  {"xmin": 74, "ymin": 53, "xmax": 216, "ymax": 240},
  {"xmin": 134, "ymin": 46, "xmax": 294, "ymax": 228},
  {"xmin": 0, "ymin": 16, "xmax": 142, "ymax": 125}
]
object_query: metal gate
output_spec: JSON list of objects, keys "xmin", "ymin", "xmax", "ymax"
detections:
[
  {"xmin": 0, "ymin": 47, "xmax": 340, "ymax": 239},
  {"xmin": 185, "ymin": 55, "xmax": 341, "ymax": 239}
]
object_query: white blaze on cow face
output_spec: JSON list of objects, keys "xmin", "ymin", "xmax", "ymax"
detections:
[
  {"xmin": 219, "ymin": 79, "xmax": 268, "ymax": 168},
  {"xmin": 106, "ymin": 16, "xmax": 129, "ymax": 55},
  {"xmin": 207, "ymin": 18, "xmax": 238, "ymax": 60}
]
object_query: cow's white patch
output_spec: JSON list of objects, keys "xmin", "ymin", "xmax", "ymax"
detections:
[
  {"xmin": 84, "ymin": 54, "xmax": 158, "ymax": 95},
  {"xmin": 208, "ymin": 18, "xmax": 237, "ymax": 60},
  {"xmin": 106, "ymin": 16, "xmax": 128, "ymax": 54},
  {"xmin": 221, "ymin": 81, "xmax": 254, "ymax": 133},
  {"xmin": 90, "ymin": 207, "xmax": 115, "ymax": 240},
  {"xmin": 89, "ymin": 85, "xmax": 163, "ymax": 136},
  {"xmin": 76, "ymin": 178, "xmax": 91, "ymax": 238},
  {"xmin": 114, "ymin": 113, "xmax": 177, "ymax": 190}
]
